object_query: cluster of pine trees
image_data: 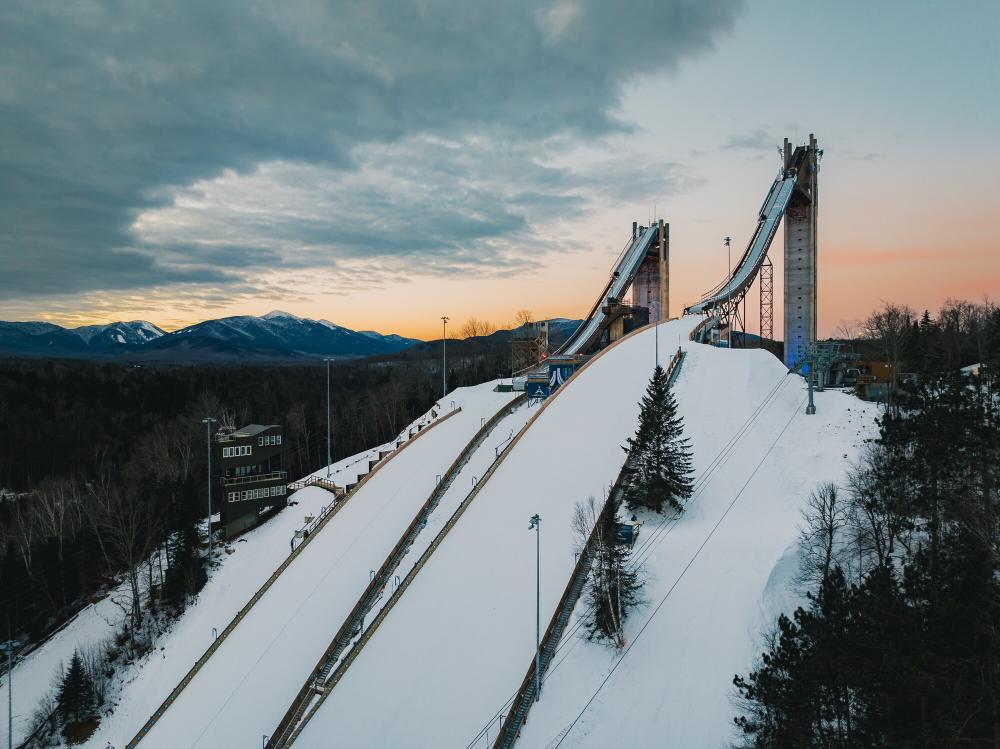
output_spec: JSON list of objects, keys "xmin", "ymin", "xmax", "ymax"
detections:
[
  {"xmin": 581, "ymin": 365, "xmax": 695, "ymax": 647},
  {"xmin": 733, "ymin": 362, "xmax": 1000, "ymax": 746}
]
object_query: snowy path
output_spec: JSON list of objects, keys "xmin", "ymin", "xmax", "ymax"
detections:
[
  {"xmin": 515, "ymin": 343, "xmax": 879, "ymax": 748},
  {"xmin": 121, "ymin": 382, "xmax": 515, "ymax": 749},
  {"xmin": 294, "ymin": 317, "xmax": 701, "ymax": 749}
]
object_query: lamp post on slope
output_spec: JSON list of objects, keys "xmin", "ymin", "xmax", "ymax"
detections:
[
  {"xmin": 724, "ymin": 236, "xmax": 733, "ymax": 348},
  {"xmin": 441, "ymin": 316, "xmax": 450, "ymax": 399},
  {"xmin": 2, "ymin": 639, "xmax": 22, "ymax": 749},
  {"xmin": 202, "ymin": 417, "xmax": 216, "ymax": 557},
  {"xmin": 324, "ymin": 357, "xmax": 333, "ymax": 477},
  {"xmin": 528, "ymin": 514, "xmax": 541, "ymax": 702}
]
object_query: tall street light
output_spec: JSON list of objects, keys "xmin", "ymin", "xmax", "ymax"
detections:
[
  {"xmin": 724, "ymin": 236, "xmax": 733, "ymax": 348},
  {"xmin": 202, "ymin": 417, "xmax": 216, "ymax": 557},
  {"xmin": 324, "ymin": 357, "xmax": 333, "ymax": 477},
  {"xmin": 441, "ymin": 316, "xmax": 449, "ymax": 399},
  {"xmin": 2, "ymin": 639, "xmax": 22, "ymax": 749},
  {"xmin": 528, "ymin": 514, "xmax": 541, "ymax": 702}
]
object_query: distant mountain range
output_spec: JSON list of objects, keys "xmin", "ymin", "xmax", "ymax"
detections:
[
  {"xmin": 0, "ymin": 311, "xmax": 423, "ymax": 363},
  {"xmin": 0, "ymin": 312, "xmax": 587, "ymax": 364}
]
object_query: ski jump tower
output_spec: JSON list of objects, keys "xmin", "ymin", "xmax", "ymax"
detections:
[
  {"xmin": 782, "ymin": 135, "xmax": 820, "ymax": 368},
  {"xmin": 685, "ymin": 134, "xmax": 821, "ymax": 368}
]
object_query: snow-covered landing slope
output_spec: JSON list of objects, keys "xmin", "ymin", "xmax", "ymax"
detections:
[
  {"xmin": 7, "ymin": 448, "xmax": 370, "ymax": 749},
  {"xmin": 294, "ymin": 317, "xmax": 702, "ymax": 748},
  {"xmin": 123, "ymin": 381, "xmax": 516, "ymax": 749},
  {"xmin": 518, "ymin": 340, "xmax": 878, "ymax": 748}
]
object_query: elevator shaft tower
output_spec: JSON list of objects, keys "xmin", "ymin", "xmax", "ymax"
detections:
[{"xmin": 782, "ymin": 134, "xmax": 820, "ymax": 368}]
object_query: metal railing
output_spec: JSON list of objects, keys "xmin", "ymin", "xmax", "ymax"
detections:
[
  {"xmin": 222, "ymin": 470, "xmax": 287, "ymax": 487},
  {"xmin": 267, "ymin": 395, "xmax": 527, "ymax": 748}
]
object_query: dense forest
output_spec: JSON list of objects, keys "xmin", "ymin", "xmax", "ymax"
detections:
[
  {"xmin": 734, "ymin": 298, "xmax": 1000, "ymax": 747},
  {"xmin": 0, "ymin": 333, "xmax": 511, "ymax": 650}
]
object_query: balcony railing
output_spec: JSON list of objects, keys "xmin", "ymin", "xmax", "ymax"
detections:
[{"xmin": 222, "ymin": 470, "xmax": 287, "ymax": 487}]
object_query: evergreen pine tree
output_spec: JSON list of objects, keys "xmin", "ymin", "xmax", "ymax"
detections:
[
  {"xmin": 57, "ymin": 651, "xmax": 96, "ymax": 727},
  {"xmin": 622, "ymin": 365, "xmax": 694, "ymax": 514},
  {"xmin": 584, "ymin": 493, "xmax": 642, "ymax": 647}
]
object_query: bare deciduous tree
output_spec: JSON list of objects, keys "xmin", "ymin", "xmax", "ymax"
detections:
[
  {"xmin": 460, "ymin": 317, "xmax": 497, "ymax": 339},
  {"xmin": 863, "ymin": 301, "xmax": 914, "ymax": 411},
  {"xmin": 514, "ymin": 309, "xmax": 534, "ymax": 327},
  {"xmin": 87, "ymin": 476, "xmax": 160, "ymax": 636},
  {"xmin": 797, "ymin": 482, "xmax": 848, "ymax": 587}
]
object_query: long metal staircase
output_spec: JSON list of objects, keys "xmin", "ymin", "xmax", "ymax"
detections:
[{"xmin": 267, "ymin": 394, "xmax": 527, "ymax": 748}]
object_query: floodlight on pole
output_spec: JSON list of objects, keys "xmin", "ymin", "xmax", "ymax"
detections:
[
  {"xmin": 724, "ymin": 236, "xmax": 733, "ymax": 348},
  {"xmin": 528, "ymin": 514, "xmax": 541, "ymax": 702},
  {"xmin": 324, "ymin": 358, "xmax": 333, "ymax": 477},
  {"xmin": 2, "ymin": 639, "xmax": 22, "ymax": 749},
  {"xmin": 202, "ymin": 417, "xmax": 216, "ymax": 557},
  {"xmin": 441, "ymin": 316, "xmax": 450, "ymax": 399}
]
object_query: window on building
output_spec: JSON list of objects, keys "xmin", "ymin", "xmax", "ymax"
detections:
[
  {"xmin": 258, "ymin": 437, "xmax": 264, "ymax": 446},
  {"xmin": 277, "ymin": 435, "xmax": 282, "ymax": 445}
]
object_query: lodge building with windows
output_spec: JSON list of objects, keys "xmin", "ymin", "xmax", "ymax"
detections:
[{"xmin": 215, "ymin": 423, "xmax": 287, "ymax": 539}]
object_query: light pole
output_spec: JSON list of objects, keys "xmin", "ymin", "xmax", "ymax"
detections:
[
  {"xmin": 324, "ymin": 357, "xmax": 333, "ymax": 477},
  {"xmin": 528, "ymin": 514, "xmax": 541, "ymax": 702},
  {"xmin": 202, "ymin": 417, "xmax": 216, "ymax": 557},
  {"xmin": 724, "ymin": 236, "xmax": 733, "ymax": 348},
  {"xmin": 2, "ymin": 639, "xmax": 21, "ymax": 749},
  {"xmin": 441, "ymin": 316, "xmax": 449, "ymax": 399}
]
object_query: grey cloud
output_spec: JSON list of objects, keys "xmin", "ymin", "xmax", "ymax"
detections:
[
  {"xmin": 722, "ymin": 129, "xmax": 778, "ymax": 152},
  {"xmin": 0, "ymin": 0, "xmax": 743, "ymax": 302}
]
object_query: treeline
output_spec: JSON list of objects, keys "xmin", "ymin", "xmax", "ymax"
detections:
[
  {"xmin": 733, "ymin": 340, "xmax": 1000, "ymax": 745},
  {"xmin": 0, "ymin": 340, "xmax": 507, "ymax": 648},
  {"xmin": 854, "ymin": 298, "xmax": 999, "ymax": 396}
]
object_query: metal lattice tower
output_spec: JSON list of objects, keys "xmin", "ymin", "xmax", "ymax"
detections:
[{"xmin": 759, "ymin": 257, "xmax": 773, "ymax": 344}]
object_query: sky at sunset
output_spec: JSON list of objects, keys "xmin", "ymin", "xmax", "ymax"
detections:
[{"xmin": 2, "ymin": 0, "xmax": 998, "ymax": 340}]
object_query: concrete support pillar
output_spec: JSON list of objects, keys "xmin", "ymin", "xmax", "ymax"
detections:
[{"xmin": 609, "ymin": 316, "xmax": 624, "ymax": 342}]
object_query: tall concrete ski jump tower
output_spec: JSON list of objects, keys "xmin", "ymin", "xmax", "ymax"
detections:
[
  {"xmin": 782, "ymin": 134, "xmax": 820, "ymax": 368},
  {"xmin": 631, "ymin": 219, "xmax": 669, "ymax": 323}
]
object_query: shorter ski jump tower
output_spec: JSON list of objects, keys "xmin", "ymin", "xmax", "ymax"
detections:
[{"xmin": 686, "ymin": 134, "xmax": 821, "ymax": 367}]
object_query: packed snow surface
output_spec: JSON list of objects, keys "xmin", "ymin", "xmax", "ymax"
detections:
[
  {"xmin": 516, "ymin": 335, "xmax": 878, "ymax": 748},
  {"xmin": 294, "ymin": 317, "xmax": 877, "ymax": 748},
  {"xmin": 120, "ymin": 382, "xmax": 515, "ymax": 749}
]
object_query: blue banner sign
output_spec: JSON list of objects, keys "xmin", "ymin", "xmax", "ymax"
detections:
[
  {"xmin": 548, "ymin": 363, "xmax": 577, "ymax": 390},
  {"xmin": 527, "ymin": 379, "xmax": 550, "ymax": 399}
]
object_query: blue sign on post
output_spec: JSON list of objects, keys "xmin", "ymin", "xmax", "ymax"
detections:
[
  {"xmin": 527, "ymin": 380, "xmax": 550, "ymax": 399},
  {"xmin": 548, "ymin": 363, "xmax": 576, "ymax": 391}
]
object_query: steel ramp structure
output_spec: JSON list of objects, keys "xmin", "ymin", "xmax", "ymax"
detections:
[
  {"xmin": 686, "ymin": 171, "xmax": 797, "ymax": 316},
  {"xmin": 557, "ymin": 224, "xmax": 660, "ymax": 356}
]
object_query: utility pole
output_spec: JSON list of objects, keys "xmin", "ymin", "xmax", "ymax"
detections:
[
  {"xmin": 202, "ymin": 417, "xmax": 216, "ymax": 557},
  {"xmin": 528, "ymin": 514, "xmax": 541, "ymax": 702},
  {"xmin": 2, "ymin": 638, "xmax": 21, "ymax": 749},
  {"xmin": 324, "ymin": 357, "xmax": 333, "ymax": 477},
  {"xmin": 724, "ymin": 236, "xmax": 732, "ymax": 348},
  {"xmin": 441, "ymin": 316, "xmax": 449, "ymax": 398}
]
